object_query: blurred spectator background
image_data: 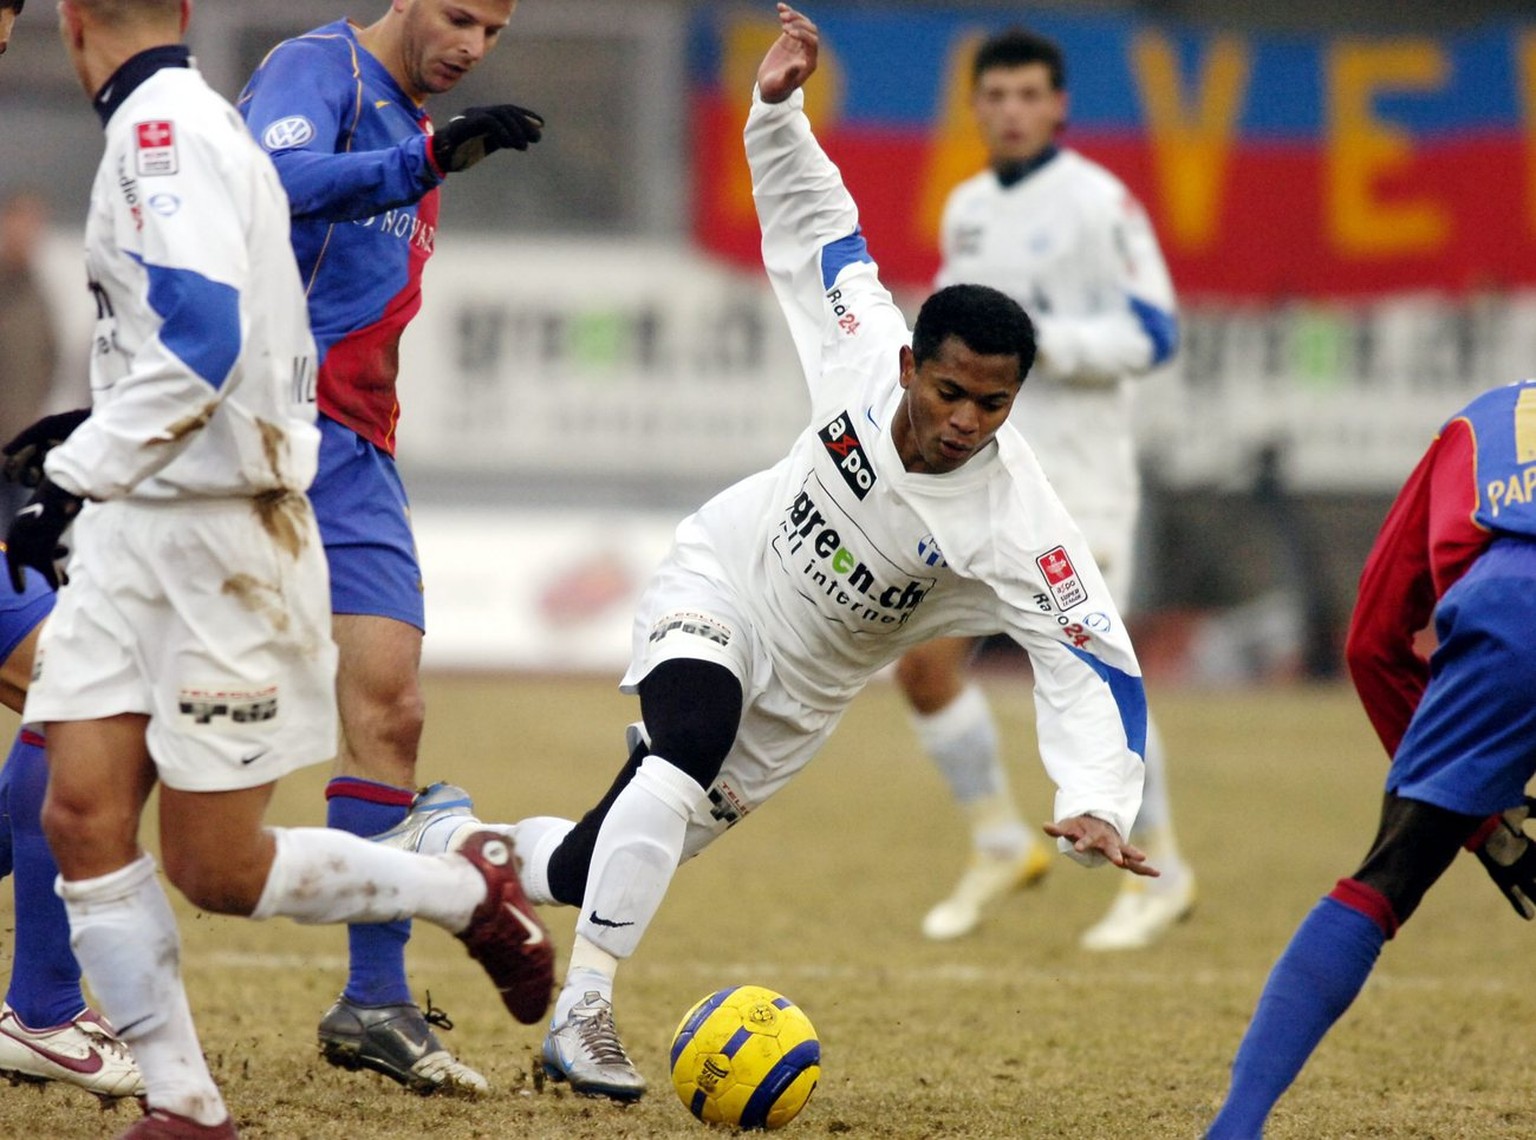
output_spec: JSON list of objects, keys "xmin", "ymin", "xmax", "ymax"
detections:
[{"xmin": 2, "ymin": 0, "xmax": 1531, "ymax": 679}]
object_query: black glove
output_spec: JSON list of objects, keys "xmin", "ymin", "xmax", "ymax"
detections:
[
  {"xmin": 2, "ymin": 408, "xmax": 91, "ymax": 489},
  {"xmin": 431, "ymin": 104, "xmax": 544, "ymax": 173},
  {"xmin": 6, "ymin": 478, "xmax": 83, "ymax": 593},
  {"xmin": 1471, "ymin": 798, "xmax": 1536, "ymax": 919}
]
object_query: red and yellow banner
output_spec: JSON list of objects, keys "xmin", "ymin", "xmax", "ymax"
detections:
[{"xmin": 690, "ymin": 9, "xmax": 1536, "ymax": 299}]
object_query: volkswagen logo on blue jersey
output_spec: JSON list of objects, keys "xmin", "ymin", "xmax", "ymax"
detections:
[{"xmin": 261, "ymin": 115, "xmax": 315, "ymax": 152}]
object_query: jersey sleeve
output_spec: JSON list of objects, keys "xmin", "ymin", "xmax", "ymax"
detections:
[
  {"xmin": 917, "ymin": 449, "xmax": 1147, "ymax": 853},
  {"xmin": 47, "ymin": 131, "xmax": 250, "ymax": 500},
  {"xmin": 237, "ymin": 38, "xmax": 440, "ymax": 222},
  {"xmin": 1033, "ymin": 189, "xmax": 1179, "ymax": 386},
  {"xmin": 745, "ymin": 87, "xmax": 911, "ymax": 406},
  {"xmin": 1345, "ymin": 418, "xmax": 1487, "ymax": 757}
]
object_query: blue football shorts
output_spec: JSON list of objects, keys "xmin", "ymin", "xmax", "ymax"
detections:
[
  {"xmin": 0, "ymin": 559, "xmax": 55, "ymax": 665},
  {"xmin": 308, "ymin": 416, "xmax": 425, "ymax": 631},
  {"xmin": 1388, "ymin": 538, "xmax": 1536, "ymax": 818}
]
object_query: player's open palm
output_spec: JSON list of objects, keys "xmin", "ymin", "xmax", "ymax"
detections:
[{"xmin": 758, "ymin": 3, "xmax": 819, "ymax": 104}]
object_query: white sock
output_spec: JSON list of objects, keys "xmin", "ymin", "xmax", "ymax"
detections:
[
  {"xmin": 251, "ymin": 826, "xmax": 485, "ymax": 933},
  {"xmin": 511, "ymin": 815, "xmax": 576, "ymax": 906},
  {"xmin": 58, "ymin": 854, "xmax": 226, "ymax": 1126},
  {"xmin": 554, "ymin": 937, "xmax": 619, "ymax": 1025},
  {"xmin": 1133, "ymin": 717, "xmax": 1183, "ymax": 857},
  {"xmin": 576, "ymin": 755, "xmax": 706, "ymax": 959},
  {"xmin": 912, "ymin": 683, "xmax": 1027, "ymax": 853}
]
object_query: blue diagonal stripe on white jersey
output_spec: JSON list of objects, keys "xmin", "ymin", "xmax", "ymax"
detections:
[
  {"xmin": 1065, "ymin": 644, "xmax": 1148, "ymax": 759},
  {"xmin": 128, "ymin": 253, "xmax": 242, "ymax": 389},
  {"xmin": 1129, "ymin": 296, "xmax": 1179, "ymax": 367},
  {"xmin": 820, "ymin": 228, "xmax": 872, "ymax": 289}
]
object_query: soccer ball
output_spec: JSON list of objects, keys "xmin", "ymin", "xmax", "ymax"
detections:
[{"xmin": 669, "ymin": 985, "xmax": 821, "ymax": 1130}]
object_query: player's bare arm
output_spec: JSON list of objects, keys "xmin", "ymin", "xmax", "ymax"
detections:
[
  {"xmin": 1045, "ymin": 815, "xmax": 1160, "ymax": 877},
  {"xmin": 757, "ymin": 3, "xmax": 818, "ymax": 104}
]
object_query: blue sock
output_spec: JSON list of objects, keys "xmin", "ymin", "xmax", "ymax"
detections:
[
  {"xmin": 327, "ymin": 777, "xmax": 415, "ymax": 1007},
  {"xmin": 2, "ymin": 731, "xmax": 89, "ymax": 1028},
  {"xmin": 1206, "ymin": 894, "xmax": 1388, "ymax": 1138}
]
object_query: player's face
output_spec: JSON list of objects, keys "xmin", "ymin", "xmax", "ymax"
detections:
[
  {"xmin": 893, "ymin": 337, "xmax": 1022, "ymax": 475},
  {"xmin": 398, "ymin": 0, "xmax": 515, "ymax": 100},
  {"xmin": 972, "ymin": 62, "xmax": 1066, "ymax": 165},
  {"xmin": 0, "ymin": 7, "xmax": 15, "ymax": 57}
]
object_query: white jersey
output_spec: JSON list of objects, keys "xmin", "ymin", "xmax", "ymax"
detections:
[
  {"xmin": 626, "ymin": 89, "xmax": 1147, "ymax": 842},
  {"xmin": 938, "ymin": 150, "xmax": 1177, "ymax": 535},
  {"xmin": 46, "ymin": 59, "xmax": 319, "ymax": 502}
]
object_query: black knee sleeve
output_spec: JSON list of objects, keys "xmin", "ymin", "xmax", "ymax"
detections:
[
  {"xmin": 637, "ymin": 658, "xmax": 743, "ymax": 791},
  {"xmin": 1352, "ymin": 792, "xmax": 1481, "ymax": 925},
  {"xmin": 544, "ymin": 659, "xmax": 743, "ymax": 908}
]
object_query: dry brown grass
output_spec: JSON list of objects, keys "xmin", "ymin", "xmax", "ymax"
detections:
[{"xmin": 0, "ymin": 674, "xmax": 1533, "ymax": 1138}]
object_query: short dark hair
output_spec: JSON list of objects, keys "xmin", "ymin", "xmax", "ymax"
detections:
[
  {"xmin": 911, "ymin": 284, "xmax": 1036, "ymax": 380},
  {"xmin": 0, "ymin": 0, "xmax": 24, "ymax": 15},
  {"xmin": 972, "ymin": 27, "xmax": 1065, "ymax": 91}
]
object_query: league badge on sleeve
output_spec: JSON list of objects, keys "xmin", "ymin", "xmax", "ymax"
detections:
[
  {"xmin": 1036, "ymin": 545, "xmax": 1088, "ymax": 610},
  {"xmin": 134, "ymin": 121, "xmax": 179, "ymax": 177}
]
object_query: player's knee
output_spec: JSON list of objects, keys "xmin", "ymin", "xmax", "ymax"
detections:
[
  {"xmin": 893, "ymin": 646, "xmax": 964, "ymax": 713},
  {"xmin": 161, "ymin": 848, "xmax": 263, "ymax": 916},
  {"xmin": 639, "ymin": 659, "xmax": 742, "ymax": 790},
  {"xmin": 40, "ymin": 789, "xmax": 138, "ymax": 876},
  {"xmin": 1352, "ymin": 793, "xmax": 1479, "ymax": 925}
]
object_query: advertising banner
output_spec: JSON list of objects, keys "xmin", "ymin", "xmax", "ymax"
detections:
[{"xmin": 690, "ymin": 8, "xmax": 1536, "ymax": 298}]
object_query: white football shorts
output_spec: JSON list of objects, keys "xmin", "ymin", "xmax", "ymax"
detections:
[
  {"xmin": 620, "ymin": 556, "xmax": 846, "ymax": 860},
  {"xmin": 25, "ymin": 494, "xmax": 339, "ymax": 792}
]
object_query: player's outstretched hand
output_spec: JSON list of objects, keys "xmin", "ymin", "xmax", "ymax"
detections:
[
  {"xmin": 5, "ymin": 478, "xmax": 82, "ymax": 593},
  {"xmin": 2, "ymin": 408, "xmax": 90, "ymax": 488},
  {"xmin": 757, "ymin": 3, "xmax": 819, "ymax": 104},
  {"xmin": 1470, "ymin": 798, "xmax": 1536, "ymax": 919},
  {"xmin": 1045, "ymin": 815, "xmax": 1160, "ymax": 877},
  {"xmin": 432, "ymin": 104, "xmax": 544, "ymax": 173}
]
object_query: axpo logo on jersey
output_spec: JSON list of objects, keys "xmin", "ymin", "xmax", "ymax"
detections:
[{"xmin": 818, "ymin": 412, "xmax": 874, "ymax": 500}]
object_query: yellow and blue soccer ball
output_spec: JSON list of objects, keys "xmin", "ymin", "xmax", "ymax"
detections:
[{"xmin": 669, "ymin": 985, "xmax": 821, "ymax": 1130}]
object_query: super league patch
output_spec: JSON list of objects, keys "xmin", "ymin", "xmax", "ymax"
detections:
[
  {"xmin": 134, "ymin": 120, "xmax": 178, "ymax": 177},
  {"xmin": 1036, "ymin": 545, "xmax": 1088, "ymax": 610},
  {"xmin": 818, "ymin": 412, "xmax": 876, "ymax": 500}
]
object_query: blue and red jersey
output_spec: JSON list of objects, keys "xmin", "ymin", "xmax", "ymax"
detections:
[
  {"xmin": 237, "ymin": 19, "xmax": 444, "ymax": 455},
  {"xmin": 1346, "ymin": 379, "xmax": 1536, "ymax": 756}
]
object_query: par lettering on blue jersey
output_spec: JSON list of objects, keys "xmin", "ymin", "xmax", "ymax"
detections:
[
  {"xmin": 916, "ymin": 535, "xmax": 947, "ymax": 569},
  {"xmin": 147, "ymin": 193, "xmax": 181, "ymax": 217},
  {"xmin": 261, "ymin": 115, "xmax": 315, "ymax": 152}
]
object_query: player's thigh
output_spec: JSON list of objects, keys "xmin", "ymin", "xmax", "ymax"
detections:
[
  {"xmin": 1388, "ymin": 563, "xmax": 1536, "ymax": 818},
  {"xmin": 128, "ymin": 500, "xmax": 338, "ymax": 795},
  {"xmin": 43, "ymin": 714, "xmax": 157, "ymax": 878},
  {"xmin": 310, "ymin": 418, "xmax": 425, "ymax": 631}
]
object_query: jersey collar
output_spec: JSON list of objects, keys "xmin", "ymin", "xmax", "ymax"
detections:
[
  {"xmin": 993, "ymin": 144, "xmax": 1060, "ymax": 190},
  {"xmin": 93, "ymin": 45, "xmax": 192, "ymax": 127}
]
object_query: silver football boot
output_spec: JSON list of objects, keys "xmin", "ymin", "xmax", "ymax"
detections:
[
  {"xmin": 373, "ymin": 782, "xmax": 484, "ymax": 855},
  {"xmin": 541, "ymin": 991, "xmax": 647, "ymax": 1101}
]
